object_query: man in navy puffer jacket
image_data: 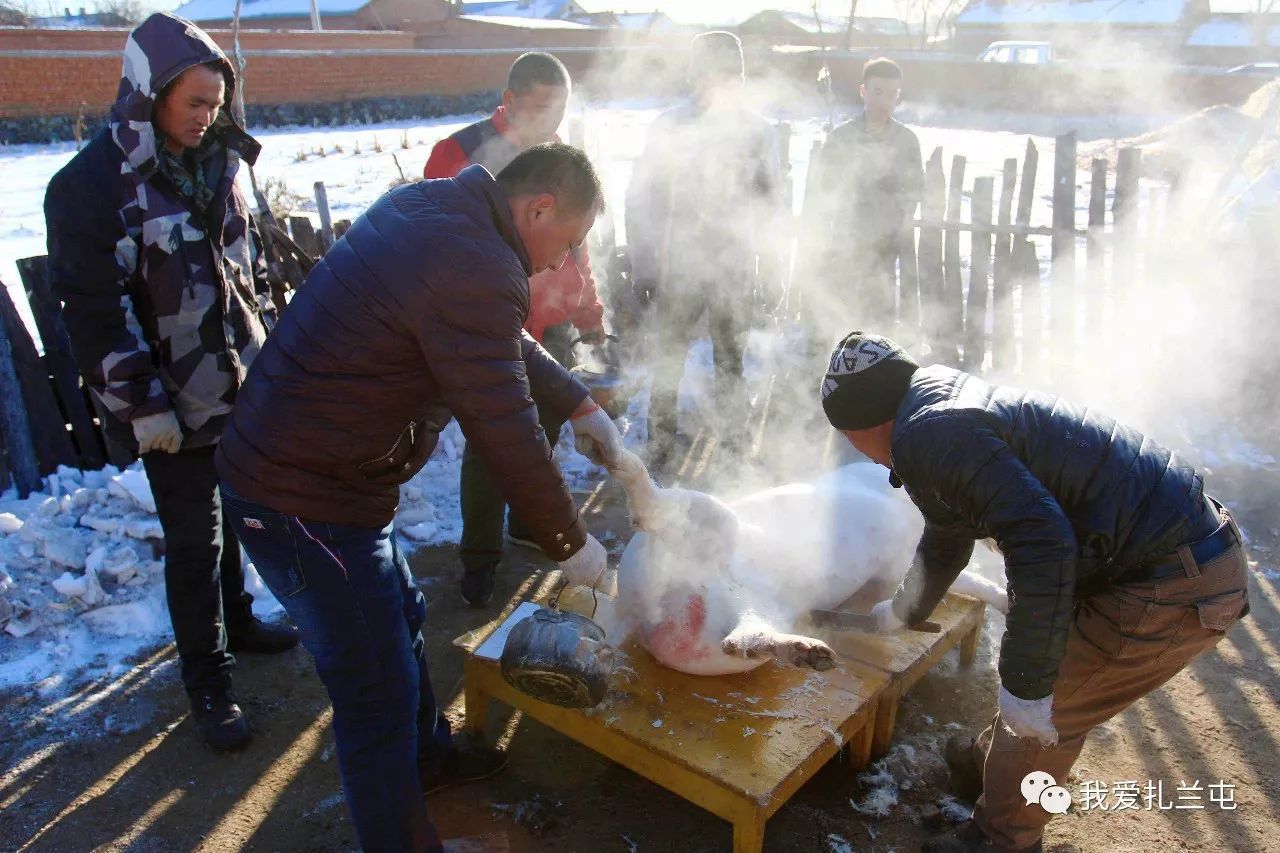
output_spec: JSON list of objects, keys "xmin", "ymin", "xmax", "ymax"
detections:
[
  {"xmin": 217, "ymin": 144, "xmax": 623, "ymax": 852},
  {"xmin": 819, "ymin": 331, "xmax": 1250, "ymax": 853}
]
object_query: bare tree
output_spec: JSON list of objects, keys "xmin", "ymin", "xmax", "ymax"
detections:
[
  {"xmin": 0, "ymin": 1, "xmax": 29, "ymax": 25},
  {"xmin": 843, "ymin": 0, "xmax": 860, "ymax": 51},
  {"xmin": 95, "ymin": 0, "xmax": 146, "ymax": 24}
]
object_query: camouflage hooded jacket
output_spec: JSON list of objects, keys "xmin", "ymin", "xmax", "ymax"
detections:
[{"xmin": 44, "ymin": 12, "xmax": 273, "ymax": 450}]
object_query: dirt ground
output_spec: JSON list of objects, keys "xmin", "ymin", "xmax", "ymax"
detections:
[{"xmin": 2, "ymin": 429, "xmax": 1278, "ymax": 853}]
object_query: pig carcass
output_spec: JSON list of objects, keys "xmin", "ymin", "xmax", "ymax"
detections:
[{"xmin": 608, "ymin": 450, "xmax": 1007, "ymax": 676}]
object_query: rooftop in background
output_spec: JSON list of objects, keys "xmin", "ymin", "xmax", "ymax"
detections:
[
  {"xmin": 172, "ymin": 0, "xmax": 374, "ymax": 23},
  {"xmin": 461, "ymin": 0, "xmax": 588, "ymax": 18},
  {"xmin": 957, "ymin": 0, "xmax": 1198, "ymax": 26}
]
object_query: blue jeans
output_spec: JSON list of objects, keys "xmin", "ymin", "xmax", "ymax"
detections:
[{"xmin": 220, "ymin": 484, "xmax": 451, "ymax": 853}]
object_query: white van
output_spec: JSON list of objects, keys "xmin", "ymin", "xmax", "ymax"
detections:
[{"xmin": 978, "ymin": 41, "xmax": 1053, "ymax": 65}]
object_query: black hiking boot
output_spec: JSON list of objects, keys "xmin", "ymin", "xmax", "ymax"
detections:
[
  {"xmin": 420, "ymin": 732, "xmax": 508, "ymax": 795},
  {"xmin": 460, "ymin": 566, "xmax": 496, "ymax": 608},
  {"xmin": 189, "ymin": 687, "xmax": 252, "ymax": 751},
  {"xmin": 922, "ymin": 820, "xmax": 1043, "ymax": 853},
  {"xmin": 226, "ymin": 617, "xmax": 300, "ymax": 655},
  {"xmin": 945, "ymin": 734, "xmax": 984, "ymax": 802}
]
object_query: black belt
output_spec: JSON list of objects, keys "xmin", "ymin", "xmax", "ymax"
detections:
[{"xmin": 1143, "ymin": 498, "xmax": 1240, "ymax": 581}]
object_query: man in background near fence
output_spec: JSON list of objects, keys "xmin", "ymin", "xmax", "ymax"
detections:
[
  {"xmin": 216, "ymin": 144, "xmax": 623, "ymax": 853},
  {"xmin": 43, "ymin": 12, "xmax": 298, "ymax": 753},
  {"xmin": 819, "ymin": 331, "xmax": 1251, "ymax": 853},
  {"xmin": 801, "ymin": 59, "xmax": 922, "ymax": 354},
  {"xmin": 424, "ymin": 51, "xmax": 608, "ymax": 608},
  {"xmin": 626, "ymin": 30, "xmax": 787, "ymax": 473}
]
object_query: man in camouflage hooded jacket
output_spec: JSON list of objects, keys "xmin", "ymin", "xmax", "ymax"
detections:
[{"xmin": 44, "ymin": 11, "xmax": 297, "ymax": 751}]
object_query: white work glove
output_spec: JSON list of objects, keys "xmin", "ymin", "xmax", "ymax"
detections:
[
  {"xmin": 132, "ymin": 411, "xmax": 183, "ymax": 454},
  {"xmin": 998, "ymin": 685, "xmax": 1059, "ymax": 746},
  {"xmin": 870, "ymin": 598, "xmax": 906, "ymax": 633},
  {"xmin": 557, "ymin": 533, "xmax": 609, "ymax": 590},
  {"xmin": 571, "ymin": 405, "xmax": 624, "ymax": 469}
]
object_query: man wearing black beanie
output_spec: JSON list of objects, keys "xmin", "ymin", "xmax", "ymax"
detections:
[{"xmin": 820, "ymin": 331, "xmax": 1250, "ymax": 853}]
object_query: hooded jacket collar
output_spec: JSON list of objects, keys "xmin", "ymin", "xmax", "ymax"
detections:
[{"xmin": 110, "ymin": 12, "xmax": 260, "ymax": 181}]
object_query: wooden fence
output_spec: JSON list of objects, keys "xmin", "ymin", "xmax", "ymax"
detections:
[
  {"xmin": 795, "ymin": 132, "xmax": 1160, "ymax": 378},
  {"xmin": 0, "ymin": 182, "xmax": 349, "ymax": 497}
]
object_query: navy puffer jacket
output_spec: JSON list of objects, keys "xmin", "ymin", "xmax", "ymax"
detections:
[
  {"xmin": 888, "ymin": 365, "xmax": 1216, "ymax": 700},
  {"xmin": 217, "ymin": 166, "xmax": 591, "ymax": 556}
]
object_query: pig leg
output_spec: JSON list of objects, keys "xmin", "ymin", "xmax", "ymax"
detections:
[{"xmin": 721, "ymin": 611, "xmax": 836, "ymax": 672}]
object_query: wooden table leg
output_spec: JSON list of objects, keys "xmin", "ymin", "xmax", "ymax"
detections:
[
  {"xmin": 871, "ymin": 688, "xmax": 899, "ymax": 760},
  {"xmin": 462, "ymin": 659, "xmax": 490, "ymax": 737},
  {"xmin": 732, "ymin": 809, "xmax": 766, "ymax": 853},
  {"xmin": 959, "ymin": 623, "xmax": 982, "ymax": 668},
  {"xmin": 848, "ymin": 716, "xmax": 875, "ymax": 769}
]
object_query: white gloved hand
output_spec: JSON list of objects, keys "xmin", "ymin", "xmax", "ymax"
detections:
[
  {"xmin": 998, "ymin": 685, "xmax": 1058, "ymax": 746},
  {"xmin": 557, "ymin": 533, "xmax": 609, "ymax": 589},
  {"xmin": 132, "ymin": 411, "xmax": 183, "ymax": 454},
  {"xmin": 571, "ymin": 405, "xmax": 624, "ymax": 470},
  {"xmin": 870, "ymin": 598, "xmax": 906, "ymax": 633}
]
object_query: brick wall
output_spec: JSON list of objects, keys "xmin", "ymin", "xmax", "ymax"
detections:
[{"xmin": 0, "ymin": 26, "xmax": 1268, "ymax": 134}]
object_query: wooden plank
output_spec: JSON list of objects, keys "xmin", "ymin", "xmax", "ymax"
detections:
[
  {"xmin": 1015, "ymin": 138, "xmax": 1039, "ymax": 228},
  {"xmin": 942, "ymin": 155, "xmax": 967, "ymax": 365},
  {"xmin": 1015, "ymin": 139, "xmax": 1041, "ymax": 375},
  {"xmin": 1014, "ymin": 238, "xmax": 1042, "ymax": 374},
  {"xmin": 1051, "ymin": 132, "xmax": 1077, "ymax": 372},
  {"xmin": 1112, "ymin": 147, "xmax": 1141, "ymax": 324},
  {"xmin": 313, "ymin": 182, "xmax": 335, "ymax": 251},
  {"xmin": 897, "ymin": 220, "xmax": 921, "ymax": 341},
  {"xmin": 289, "ymin": 216, "xmax": 322, "ymax": 260},
  {"xmin": 16, "ymin": 256, "xmax": 105, "ymax": 470},
  {"xmin": 918, "ymin": 148, "xmax": 946, "ymax": 360},
  {"xmin": 0, "ymin": 279, "xmax": 78, "ymax": 475},
  {"xmin": 993, "ymin": 157, "xmax": 1017, "ymax": 371},
  {"xmin": 966, "ymin": 176, "xmax": 994, "ymax": 372},
  {"xmin": 0, "ymin": 283, "xmax": 41, "ymax": 497},
  {"xmin": 1087, "ymin": 158, "xmax": 1107, "ymax": 338}
]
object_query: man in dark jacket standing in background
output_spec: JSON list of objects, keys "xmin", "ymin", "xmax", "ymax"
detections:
[
  {"xmin": 802, "ymin": 59, "xmax": 922, "ymax": 352},
  {"xmin": 44, "ymin": 12, "xmax": 297, "ymax": 753},
  {"xmin": 626, "ymin": 30, "xmax": 786, "ymax": 469},
  {"xmin": 424, "ymin": 51, "xmax": 608, "ymax": 606},
  {"xmin": 216, "ymin": 144, "xmax": 623, "ymax": 853},
  {"xmin": 819, "ymin": 331, "xmax": 1250, "ymax": 853}
]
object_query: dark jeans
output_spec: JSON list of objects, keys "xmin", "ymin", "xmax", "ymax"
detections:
[
  {"xmin": 142, "ymin": 446, "xmax": 254, "ymax": 693},
  {"xmin": 650, "ymin": 289, "xmax": 748, "ymax": 452},
  {"xmin": 220, "ymin": 484, "xmax": 451, "ymax": 853},
  {"xmin": 458, "ymin": 322, "xmax": 573, "ymax": 573}
]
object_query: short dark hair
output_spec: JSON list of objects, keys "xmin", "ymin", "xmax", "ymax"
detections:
[
  {"xmin": 863, "ymin": 57, "xmax": 903, "ymax": 83},
  {"xmin": 507, "ymin": 52, "xmax": 571, "ymax": 95},
  {"xmin": 690, "ymin": 30, "xmax": 744, "ymax": 81},
  {"xmin": 496, "ymin": 142, "xmax": 604, "ymax": 214}
]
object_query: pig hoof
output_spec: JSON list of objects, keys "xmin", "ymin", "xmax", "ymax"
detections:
[{"xmin": 778, "ymin": 636, "xmax": 835, "ymax": 671}]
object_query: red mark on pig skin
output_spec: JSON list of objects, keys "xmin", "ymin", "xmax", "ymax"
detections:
[{"xmin": 642, "ymin": 592, "xmax": 711, "ymax": 666}]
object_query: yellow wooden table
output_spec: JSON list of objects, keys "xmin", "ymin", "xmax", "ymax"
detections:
[
  {"xmin": 808, "ymin": 592, "xmax": 987, "ymax": 759},
  {"xmin": 455, "ymin": 600, "xmax": 890, "ymax": 853}
]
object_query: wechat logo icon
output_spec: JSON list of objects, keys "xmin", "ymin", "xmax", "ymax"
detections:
[{"xmin": 1022, "ymin": 770, "xmax": 1072, "ymax": 815}]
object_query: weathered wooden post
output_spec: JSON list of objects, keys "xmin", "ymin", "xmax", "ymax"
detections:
[
  {"xmin": 314, "ymin": 181, "xmax": 335, "ymax": 250},
  {"xmin": 17, "ymin": 256, "xmax": 107, "ymax": 469},
  {"xmin": 942, "ymin": 154, "xmax": 967, "ymax": 365},
  {"xmin": 993, "ymin": 157, "xmax": 1017, "ymax": 371},
  {"xmin": 290, "ymin": 216, "xmax": 322, "ymax": 259},
  {"xmin": 1112, "ymin": 148, "xmax": 1141, "ymax": 319},
  {"xmin": 1051, "ymin": 131, "xmax": 1077, "ymax": 373},
  {"xmin": 1014, "ymin": 139, "xmax": 1041, "ymax": 375},
  {"xmin": 0, "ymin": 283, "xmax": 41, "ymax": 497},
  {"xmin": 967, "ymin": 176, "xmax": 995, "ymax": 372},
  {"xmin": 1087, "ymin": 158, "xmax": 1107, "ymax": 342},
  {"xmin": 918, "ymin": 149, "xmax": 946, "ymax": 358}
]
